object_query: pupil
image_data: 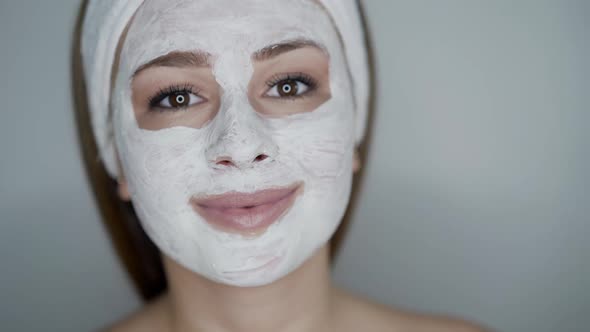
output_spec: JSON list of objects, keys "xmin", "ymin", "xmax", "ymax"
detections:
[
  {"xmin": 171, "ymin": 92, "xmax": 188, "ymax": 107},
  {"xmin": 279, "ymin": 81, "xmax": 298, "ymax": 96}
]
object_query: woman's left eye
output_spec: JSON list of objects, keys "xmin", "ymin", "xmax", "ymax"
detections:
[
  {"xmin": 265, "ymin": 79, "xmax": 310, "ymax": 98},
  {"xmin": 157, "ymin": 91, "xmax": 203, "ymax": 109}
]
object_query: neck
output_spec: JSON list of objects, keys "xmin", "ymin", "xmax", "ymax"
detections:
[{"xmin": 162, "ymin": 245, "xmax": 335, "ymax": 332}]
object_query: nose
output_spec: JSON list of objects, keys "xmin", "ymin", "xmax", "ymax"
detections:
[{"xmin": 205, "ymin": 113, "xmax": 278, "ymax": 170}]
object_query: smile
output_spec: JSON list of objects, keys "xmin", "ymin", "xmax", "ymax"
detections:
[{"xmin": 189, "ymin": 182, "xmax": 303, "ymax": 235}]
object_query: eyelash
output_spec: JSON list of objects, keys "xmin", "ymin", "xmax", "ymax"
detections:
[
  {"xmin": 146, "ymin": 73, "xmax": 317, "ymax": 110},
  {"xmin": 147, "ymin": 83, "xmax": 201, "ymax": 110},
  {"xmin": 265, "ymin": 73, "xmax": 318, "ymax": 98}
]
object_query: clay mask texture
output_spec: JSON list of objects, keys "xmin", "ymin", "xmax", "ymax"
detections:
[{"xmin": 113, "ymin": 0, "xmax": 356, "ymax": 286}]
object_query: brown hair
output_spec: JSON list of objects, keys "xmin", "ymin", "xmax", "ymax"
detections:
[{"xmin": 71, "ymin": 0, "xmax": 375, "ymax": 302}]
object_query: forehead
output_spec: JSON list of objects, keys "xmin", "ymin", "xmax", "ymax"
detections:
[{"xmin": 122, "ymin": 0, "xmax": 339, "ymax": 72}]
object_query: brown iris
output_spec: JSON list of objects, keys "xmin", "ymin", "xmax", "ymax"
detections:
[
  {"xmin": 277, "ymin": 80, "xmax": 299, "ymax": 97},
  {"xmin": 169, "ymin": 92, "xmax": 190, "ymax": 108}
]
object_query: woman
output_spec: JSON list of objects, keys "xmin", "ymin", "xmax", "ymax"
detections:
[{"xmin": 75, "ymin": 0, "xmax": 488, "ymax": 330}]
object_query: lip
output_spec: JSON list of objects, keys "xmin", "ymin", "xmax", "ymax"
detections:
[{"xmin": 189, "ymin": 183, "xmax": 302, "ymax": 235}]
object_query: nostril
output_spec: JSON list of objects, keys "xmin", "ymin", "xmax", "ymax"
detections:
[
  {"xmin": 213, "ymin": 154, "xmax": 269, "ymax": 168},
  {"xmin": 216, "ymin": 158, "xmax": 235, "ymax": 167},
  {"xmin": 253, "ymin": 154, "xmax": 269, "ymax": 163}
]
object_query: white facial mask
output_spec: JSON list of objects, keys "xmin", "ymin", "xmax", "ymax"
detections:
[{"xmin": 113, "ymin": 0, "xmax": 355, "ymax": 286}]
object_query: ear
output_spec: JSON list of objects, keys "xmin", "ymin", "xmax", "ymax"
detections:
[
  {"xmin": 115, "ymin": 150, "xmax": 131, "ymax": 201},
  {"xmin": 117, "ymin": 176, "xmax": 131, "ymax": 201},
  {"xmin": 353, "ymin": 147, "xmax": 361, "ymax": 173}
]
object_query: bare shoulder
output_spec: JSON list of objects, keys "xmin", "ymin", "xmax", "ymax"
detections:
[
  {"xmin": 100, "ymin": 295, "xmax": 170, "ymax": 332},
  {"xmin": 332, "ymin": 288, "xmax": 491, "ymax": 332}
]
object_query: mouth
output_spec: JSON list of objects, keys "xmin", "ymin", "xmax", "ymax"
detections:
[{"xmin": 189, "ymin": 182, "xmax": 303, "ymax": 235}]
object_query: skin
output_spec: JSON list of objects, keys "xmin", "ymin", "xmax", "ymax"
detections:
[
  {"xmin": 105, "ymin": 246, "xmax": 489, "ymax": 332},
  {"xmin": 131, "ymin": 45, "xmax": 332, "ymax": 130},
  {"xmin": 114, "ymin": 0, "xmax": 358, "ymax": 286},
  {"xmin": 113, "ymin": 136, "xmax": 485, "ymax": 331},
  {"xmin": 106, "ymin": 3, "xmax": 490, "ymax": 331}
]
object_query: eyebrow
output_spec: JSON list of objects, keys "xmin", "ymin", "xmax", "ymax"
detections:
[
  {"xmin": 253, "ymin": 39, "xmax": 326, "ymax": 61},
  {"xmin": 133, "ymin": 51, "xmax": 210, "ymax": 76},
  {"xmin": 132, "ymin": 39, "xmax": 323, "ymax": 76}
]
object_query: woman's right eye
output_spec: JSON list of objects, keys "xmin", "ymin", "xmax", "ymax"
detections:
[
  {"xmin": 156, "ymin": 91, "xmax": 204, "ymax": 109},
  {"xmin": 148, "ymin": 84, "xmax": 206, "ymax": 111}
]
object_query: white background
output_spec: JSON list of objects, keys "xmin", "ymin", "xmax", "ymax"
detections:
[{"xmin": 1, "ymin": 1, "xmax": 588, "ymax": 331}]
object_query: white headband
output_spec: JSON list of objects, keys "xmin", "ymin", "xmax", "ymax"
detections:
[{"xmin": 81, "ymin": 0, "xmax": 370, "ymax": 178}]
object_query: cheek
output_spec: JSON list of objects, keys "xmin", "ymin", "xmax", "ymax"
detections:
[
  {"xmin": 118, "ymin": 125, "xmax": 211, "ymax": 195},
  {"xmin": 269, "ymin": 103, "xmax": 355, "ymax": 179},
  {"xmin": 298, "ymin": 130, "xmax": 352, "ymax": 178},
  {"xmin": 143, "ymin": 144, "xmax": 196, "ymax": 185}
]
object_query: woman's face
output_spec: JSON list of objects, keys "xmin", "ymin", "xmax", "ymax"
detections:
[{"xmin": 113, "ymin": 0, "xmax": 356, "ymax": 286}]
